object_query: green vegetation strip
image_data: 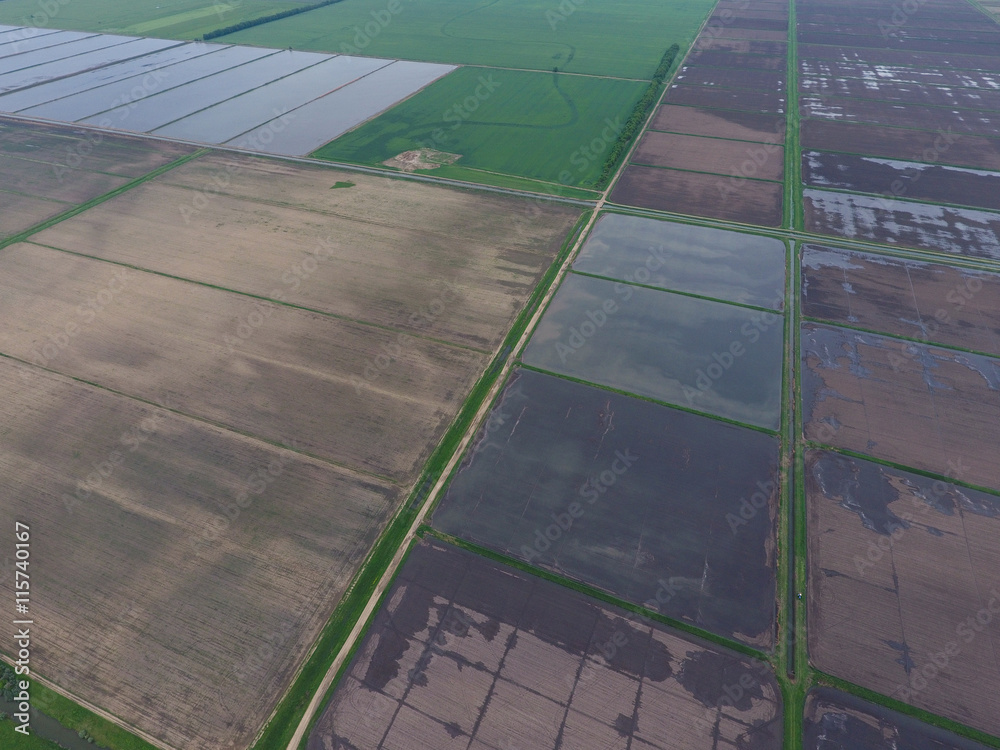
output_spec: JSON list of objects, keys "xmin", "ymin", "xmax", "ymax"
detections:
[
  {"xmin": 596, "ymin": 43, "xmax": 680, "ymax": 187},
  {"xmin": 250, "ymin": 208, "xmax": 592, "ymax": 750},
  {"xmin": 203, "ymin": 0, "xmax": 346, "ymax": 39}
]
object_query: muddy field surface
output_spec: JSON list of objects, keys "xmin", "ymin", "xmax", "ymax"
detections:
[
  {"xmin": 800, "ymin": 119, "xmax": 1000, "ymax": 170},
  {"xmin": 650, "ymin": 105, "xmax": 786, "ymax": 143},
  {"xmin": 805, "ymin": 450, "xmax": 1000, "ymax": 737},
  {"xmin": 30, "ymin": 152, "xmax": 580, "ymax": 351},
  {"xmin": 691, "ymin": 38, "xmax": 788, "ymax": 55},
  {"xmin": 0, "ymin": 118, "xmax": 192, "ymax": 238},
  {"xmin": 633, "ymin": 131, "xmax": 784, "ymax": 180},
  {"xmin": 799, "ymin": 59, "xmax": 1000, "ymax": 90},
  {"xmin": 797, "ymin": 33, "xmax": 1000, "ymax": 55},
  {"xmin": 710, "ymin": 27, "xmax": 788, "ymax": 41},
  {"xmin": 575, "ymin": 212, "xmax": 786, "ymax": 309},
  {"xmin": 675, "ymin": 66, "xmax": 785, "ymax": 91},
  {"xmin": 309, "ymin": 539, "xmax": 783, "ymax": 749},
  {"xmin": 799, "ymin": 44, "xmax": 1000, "ymax": 73},
  {"xmin": 708, "ymin": 16, "xmax": 788, "ymax": 30},
  {"xmin": 432, "ymin": 369, "xmax": 781, "ymax": 645},
  {"xmin": 688, "ymin": 51, "xmax": 787, "ymax": 69},
  {"xmin": 667, "ymin": 84, "xmax": 786, "ymax": 113},
  {"xmin": 522, "ymin": 274, "xmax": 785, "ymax": 429},
  {"xmin": 801, "ymin": 323, "xmax": 1000, "ymax": 492},
  {"xmin": 613, "ymin": 166, "xmax": 783, "ymax": 226},
  {"xmin": 803, "ymin": 189, "xmax": 1000, "ymax": 260},
  {"xmin": 801, "ymin": 244, "xmax": 1000, "ymax": 356},
  {"xmin": 804, "ymin": 687, "xmax": 995, "ymax": 749},
  {"xmin": 0, "ymin": 360, "xmax": 400, "ymax": 749},
  {"xmin": 802, "ymin": 151, "xmax": 1000, "ymax": 212},
  {"xmin": 800, "ymin": 96, "xmax": 1000, "ymax": 136}
]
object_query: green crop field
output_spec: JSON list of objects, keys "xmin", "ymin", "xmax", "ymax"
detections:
[
  {"xmin": 223, "ymin": 0, "xmax": 715, "ymax": 79},
  {"xmin": 0, "ymin": 0, "xmax": 307, "ymax": 39},
  {"xmin": 313, "ymin": 67, "xmax": 645, "ymax": 190}
]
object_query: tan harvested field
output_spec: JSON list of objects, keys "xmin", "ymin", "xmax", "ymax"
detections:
[
  {"xmin": 0, "ymin": 117, "xmax": 193, "ymax": 238},
  {"xmin": 650, "ymin": 104, "xmax": 786, "ymax": 143},
  {"xmin": 802, "ymin": 323, "xmax": 1000, "ymax": 493},
  {"xmin": 632, "ymin": 131, "xmax": 784, "ymax": 180},
  {"xmin": 0, "ymin": 243, "xmax": 488, "ymax": 481},
  {"xmin": 0, "ymin": 147, "xmax": 581, "ymax": 748},
  {"xmin": 806, "ymin": 450, "xmax": 1000, "ymax": 737},
  {"xmin": 32, "ymin": 152, "xmax": 580, "ymax": 350},
  {"xmin": 0, "ymin": 358, "xmax": 400, "ymax": 749}
]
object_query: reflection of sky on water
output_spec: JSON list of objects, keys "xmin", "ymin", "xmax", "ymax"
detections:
[{"xmin": 524, "ymin": 273, "xmax": 784, "ymax": 430}]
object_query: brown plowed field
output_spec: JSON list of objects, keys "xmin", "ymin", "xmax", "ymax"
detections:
[
  {"xmin": 613, "ymin": 166, "xmax": 783, "ymax": 226},
  {"xmin": 800, "ymin": 119, "xmax": 1000, "ymax": 170},
  {"xmin": 651, "ymin": 104, "xmax": 786, "ymax": 142},
  {"xmin": 799, "ymin": 44, "xmax": 1000, "ymax": 72},
  {"xmin": 688, "ymin": 51, "xmax": 787, "ymax": 69},
  {"xmin": 668, "ymin": 84, "xmax": 786, "ymax": 113},
  {"xmin": 801, "ymin": 244, "xmax": 1000, "ymax": 356},
  {"xmin": 801, "ymin": 96, "xmax": 1000, "ymax": 137},
  {"xmin": 801, "ymin": 76, "xmax": 1000, "ymax": 111},
  {"xmin": 800, "ymin": 59, "xmax": 1000, "ymax": 91},
  {"xmin": 692, "ymin": 38, "xmax": 788, "ymax": 55},
  {"xmin": 675, "ymin": 66, "xmax": 785, "ymax": 91},
  {"xmin": 798, "ymin": 33, "xmax": 1000, "ymax": 54},
  {"xmin": 634, "ymin": 131, "xmax": 784, "ymax": 180}
]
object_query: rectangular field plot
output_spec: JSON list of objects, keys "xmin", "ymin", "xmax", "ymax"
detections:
[
  {"xmin": 0, "ymin": 118, "xmax": 192, "ymax": 239},
  {"xmin": 685, "ymin": 50, "xmax": 787, "ymax": 70},
  {"xmin": 799, "ymin": 59, "xmax": 1000, "ymax": 91},
  {"xmin": 431, "ymin": 369, "xmax": 780, "ymax": 646},
  {"xmin": 799, "ymin": 44, "xmax": 1000, "ymax": 74},
  {"xmin": 574, "ymin": 213, "xmax": 786, "ymax": 309},
  {"xmin": 806, "ymin": 451, "xmax": 1000, "ymax": 737},
  {"xmin": 612, "ymin": 165, "xmax": 784, "ymax": 227},
  {"xmin": 0, "ymin": 32, "xmax": 455, "ymax": 159},
  {"xmin": 649, "ymin": 104, "xmax": 786, "ymax": 143},
  {"xmin": 801, "ymin": 323, "xmax": 1000, "ymax": 493},
  {"xmin": 0, "ymin": 242, "xmax": 488, "ymax": 481},
  {"xmin": 674, "ymin": 66, "xmax": 785, "ymax": 91},
  {"xmin": 800, "ymin": 96, "xmax": 1000, "ymax": 137},
  {"xmin": 309, "ymin": 539, "xmax": 782, "ymax": 749},
  {"xmin": 803, "ymin": 188, "xmax": 1000, "ymax": 261},
  {"xmin": 805, "ymin": 687, "xmax": 995, "ymax": 750},
  {"xmin": 221, "ymin": 0, "xmax": 718, "ymax": 80},
  {"xmin": 632, "ymin": 131, "xmax": 784, "ymax": 181},
  {"xmin": 312, "ymin": 67, "xmax": 645, "ymax": 189},
  {"xmin": 691, "ymin": 38, "xmax": 788, "ymax": 55},
  {"xmin": 803, "ymin": 151, "xmax": 1000, "ymax": 212},
  {"xmin": 522, "ymin": 274, "xmax": 784, "ymax": 429},
  {"xmin": 31, "ymin": 152, "xmax": 579, "ymax": 351},
  {"xmin": 666, "ymin": 83, "xmax": 786, "ymax": 113},
  {"xmin": 801, "ymin": 75, "xmax": 1000, "ymax": 111},
  {"xmin": 0, "ymin": 360, "xmax": 400, "ymax": 749},
  {"xmin": 800, "ymin": 120, "xmax": 1000, "ymax": 171},
  {"xmin": 802, "ymin": 244, "xmax": 1000, "ymax": 356}
]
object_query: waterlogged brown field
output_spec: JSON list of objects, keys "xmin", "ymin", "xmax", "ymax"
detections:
[
  {"xmin": 801, "ymin": 323, "xmax": 1000, "ymax": 493},
  {"xmin": 0, "ymin": 360, "xmax": 400, "ymax": 749},
  {"xmin": 31, "ymin": 152, "xmax": 580, "ymax": 350},
  {"xmin": 801, "ymin": 245, "xmax": 1000, "ymax": 356},
  {"xmin": 310, "ymin": 540, "xmax": 783, "ymax": 750},
  {"xmin": 806, "ymin": 450, "xmax": 1000, "ymax": 737},
  {"xmin": 650, "ymin": 105, "xmax": 786, "ymax": 143},
  {"xmin": 0, "ymin": 118, "xmax": 192, "ymax": 238}
]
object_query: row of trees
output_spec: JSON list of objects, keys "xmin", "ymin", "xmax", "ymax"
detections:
[
  {"xmin": 203, "ymin": 0, "xmax": 346, "ymax": 40},
  {"xmin": 597, "ymin": 43, "xmax": 680, "ymax": 187}
]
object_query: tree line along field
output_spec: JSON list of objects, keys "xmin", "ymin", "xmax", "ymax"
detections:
[
  {"xmin": 0, "ymin": 0, "xmax": 309, "ymax": 38},
  {"xmin": 313, "ymin": 67, "xmax": 647, "ymax": 190},
  {"xmin": 224, "ymin": 0, "xmax": 717, "ymax": 79}
]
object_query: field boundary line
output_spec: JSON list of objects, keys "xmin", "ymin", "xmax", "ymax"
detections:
[{"xmin": 281, "ymin": 203, "xmax": 608, "ymax": 750}]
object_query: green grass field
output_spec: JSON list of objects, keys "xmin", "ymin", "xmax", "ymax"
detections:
[
  {"xmin": 313, "ymin": 67, "xmax": 645, "ymax": 189},
  {"xmin": 0, "ymin": 719, "xmax": 64, "ymax": 750},
  {"xmin": 224, "ymin": 0, "xmax": 715, "ymax": 79},
  {"xmin": 0, "ymin": 0, "xmax": 308, "ymax": 39}
]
